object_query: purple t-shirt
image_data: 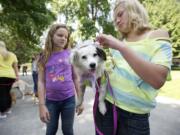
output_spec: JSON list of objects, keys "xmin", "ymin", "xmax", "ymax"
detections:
[{"xmin": 45, "ymin": 50, "xmax": 75, "ymax": 101}]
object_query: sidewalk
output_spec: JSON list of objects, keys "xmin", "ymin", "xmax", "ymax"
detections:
[{"xmin": 0, "ymin": 74, "xmax": 180, "ymax": 135}]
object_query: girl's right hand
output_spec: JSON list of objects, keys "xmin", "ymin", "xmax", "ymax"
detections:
[
  {"xmin": 96, "ymin": 34, "xmax": 125, "ymax": 50},
  {"xmin": 76, "ymin": 104, "xmax": 84, "ymax": 116},
  {"xmin": 39, "ymin": 105, "xmax": 50, "ymax": 123}
]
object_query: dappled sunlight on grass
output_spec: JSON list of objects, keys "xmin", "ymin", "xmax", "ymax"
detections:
[{"xmin": 159, "ymin": 70, "xmax": 180, "ymax": 100}]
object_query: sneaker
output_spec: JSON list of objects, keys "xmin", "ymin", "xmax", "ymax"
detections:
[
  {"xmin": 0, "ymin": 114, "xmax": 7, "ymax": 119},
  {"xmin": 35, "ymin": 98, "xmax": 39, "ymax": 104},
  {"xmin": 6, "ymin": 110, "xmax": 12, "ymax": 114},
  {"xmin": 32, "ymin": 94, "xmax": 36, "ymax": 101}
]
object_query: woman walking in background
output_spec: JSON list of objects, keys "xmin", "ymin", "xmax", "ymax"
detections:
[
  {"xmin": 0, "ymin": 41, "xmax": 19, "ymax": 119},
  {"xmin": 31, "ymin": 54, "xmax": 39, "ymax": 103}
]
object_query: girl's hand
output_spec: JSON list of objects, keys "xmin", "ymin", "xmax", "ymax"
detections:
[
  {"xmin": 16, "ymin": 76, "xmax": 19, "ymax": 81},
  {"xmin": 96, "ymin": 34, "xmax": 125, "ymax": 50},
  {"xmin": 76, "ymin": 104, "xmax": 84, "ymax": 116},
  {"xmin": 39, "ymin": 104, "xmax": 50, "ymax": 123}
]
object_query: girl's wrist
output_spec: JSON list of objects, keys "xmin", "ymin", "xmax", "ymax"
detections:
[
  {"xmin": 117, "ymin": 41, "xmax": 126, "ymax": 52},
  {"xmin": 39, "ymin": 103, "xmax": 45, "ymax": 106}
]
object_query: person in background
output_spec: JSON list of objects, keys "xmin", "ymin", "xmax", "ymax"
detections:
[
  {"xmin": 38, "ymin": 23, "xmax": 83, "ymax": 135},
  {"xmin": 0, "ymin": 40, "xmax": 19, "ymax": 119},
  {"xmin": 95, "ymin": 0, "xmax": 172, "ymax": 134},
  {"xmin": 22, "ymin": 65, "xmax": 28, "ymax": 76},
  {"xmin": 31, "ymin": 54, "xmax": 39, "ymax": 102},
  {"xmin": 18, "ymin": 65, "xmax": 21, "ymax": 72}
]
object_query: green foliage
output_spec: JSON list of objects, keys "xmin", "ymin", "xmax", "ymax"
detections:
[
  {"xmin": 52, "ymin": 0, "xmax": 180, "ymax": 58},
  {"xmin": 79, "ymin": 17, "xmax": 97, "ymax": 39},
  {"xmin": 54, "ymin": 0, "xmax": 116, "ymax": 40},
  {"xmin": 160, "ymin": 71, "xmax": 180, "ymax": 100},
  {"xmin": 0, "ymin": 0, "xmax": 56, "ymax": 64},
  {"xmin": 143, "ymin": 0, "xmax": 180, "ymax": 57},
  {"xmin": 0, "ymin": 0, "xmax": 179, "ymax": 63}
]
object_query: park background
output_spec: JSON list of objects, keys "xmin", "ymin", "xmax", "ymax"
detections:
[
  {"xmin": 0, "ymin": 1, "xmax": 180, "ymax": 135},
  {"xmin": 0, "ymin": 0, "xmax": 180, "ymax": 99}
]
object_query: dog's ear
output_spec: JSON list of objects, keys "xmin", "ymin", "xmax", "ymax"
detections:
[
  {"xmin": 96, "ymin": 47, "xmax": 106, "ymax": 61},
  {"xmin": 70, "ymin": 49, "xmax": 79, "ymax": 65}
]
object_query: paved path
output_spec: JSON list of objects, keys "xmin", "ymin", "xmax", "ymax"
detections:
[{"xmin": 0, "ymin": 74, "xmax": 180, "ymax": 135}]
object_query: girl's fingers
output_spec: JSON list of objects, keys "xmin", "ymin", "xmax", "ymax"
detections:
[
  {"xmin": 76, "ymin": 105, "xmax": 84, "ymax": 115},
  {"xmin": 40, "ymin": 109, "xmax": 50, "ymax": 123},
  {"xmin": 40, "ymin": 116, "xmax": 46, "ymax": 123},
  {"xmin": 46, "ymin": 112, "xmax": 50, "ymax": 121}
]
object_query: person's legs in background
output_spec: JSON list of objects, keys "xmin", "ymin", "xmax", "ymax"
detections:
[
  {"xmin": 0, "ymin": 82, "xmax": 8, "ymax": 118},
  {"xmin": 32, "ymin": 71, "xmax": 38, "ymax": 103},
  {"xmin": 0, "ymin": 77, "xmax": 15, "ymax": 118}
]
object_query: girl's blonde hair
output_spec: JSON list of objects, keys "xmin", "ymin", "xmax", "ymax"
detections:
[
  {"xmin": 113, "ymin": 0, "xmax": 151, "ymax": 37},
  {"xmin": 38, "ymin": 23, "xmax": 70, "ymax": 71},
  {"xmin": 0, "ymin": 41, "xmax": 9, "ymax": 60}
]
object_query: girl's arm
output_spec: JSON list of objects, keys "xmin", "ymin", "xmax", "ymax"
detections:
[
  {"xmin": 72, "ymin": 66, "xmax": 84, "ymax": 115},
  {"xmin": 38, "ymin": 68, "xmax": 46, "ymax": 105},
  {"xmin": 96, "ymin": 30, "xmax": 171, "ymax": 89},
  {"xmin": 38, "ymin": 68, "xmax": 50, "ymax": 123}
]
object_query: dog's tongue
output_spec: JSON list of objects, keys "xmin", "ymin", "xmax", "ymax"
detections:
[{"xmin": 89, "ymin": 69, "xmax": 96, "ymax": 74}]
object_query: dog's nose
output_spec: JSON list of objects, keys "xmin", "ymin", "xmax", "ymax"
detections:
[{"xmin": 90, "ymin": 63, "xmax": 96, "ymax": 68}]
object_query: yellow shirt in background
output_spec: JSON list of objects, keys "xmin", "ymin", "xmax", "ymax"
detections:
[{"xmin": 0, "ymin": 52, "xmax": 18, "ymax": 78}]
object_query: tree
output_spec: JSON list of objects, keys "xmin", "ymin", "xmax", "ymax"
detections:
[
  {"xmin": 0, "ymin": 0, "xmax": 56, "ymax": 63},
  {"xmin": 51, "ymin": 0, "xmax": 117, "ymax": 41},
  {"xmin": 1, "ymin": 0, "xmax": 179, "ymax": 62},
  {"xmin": 142, "ymin": 0, "xmax": 180, "ymax": 57}
]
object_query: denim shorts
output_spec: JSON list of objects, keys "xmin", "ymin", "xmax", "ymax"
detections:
[
  {"xmin": 95, "ymin": 100, "xmax": 150, "ymax": 135},
  {"xmin": 46, "ymin": 96, "xmax": 75, "ymax": 135}
]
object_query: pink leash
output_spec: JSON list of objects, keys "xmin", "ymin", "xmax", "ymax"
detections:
[{"xmin": 93, "ymin": 71, "xmax": 117, "ymax": 135}]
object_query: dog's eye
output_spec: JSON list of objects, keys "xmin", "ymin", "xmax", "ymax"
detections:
[
  {"xmin": 93, "ymin": 53, "xmax": 97, "ymax": 57},
  {"xmin": 82, "ymin": 56, "xmax": 87, "ymax": 59}
]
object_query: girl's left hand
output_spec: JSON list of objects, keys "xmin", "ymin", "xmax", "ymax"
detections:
[
  {"xmin": 76, "ymin": 104, "xmax": 84, "ymax": 115},
  {"xmin": 16, "ymin": 76, "xmax": 19, "ymax": 81}
]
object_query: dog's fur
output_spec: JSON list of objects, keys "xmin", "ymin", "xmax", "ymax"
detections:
[
  {"xmin": 70, "ymin": 40, "xmax": 107, "ymax": 115},
  {"xmin": 11, "ymin": 80, "xmax": 33, "ymax": 104}
]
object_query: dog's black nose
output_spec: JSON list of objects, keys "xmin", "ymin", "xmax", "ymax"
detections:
[{"xmin": 90, "ymin": 63, "xmax": 96, "ymax": 68}]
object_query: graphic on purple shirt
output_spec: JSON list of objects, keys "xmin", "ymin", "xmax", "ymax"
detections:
[{"xmin": 45, "ymin": 50, "xmax": 75, "ymax": 101}]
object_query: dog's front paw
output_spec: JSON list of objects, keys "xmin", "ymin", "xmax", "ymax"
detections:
[{"xmin": 98, "ymin": 102, "xmax": 107, "ymax": 115}]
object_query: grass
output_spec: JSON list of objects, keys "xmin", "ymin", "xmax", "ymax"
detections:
[{"xmin": 159, "ymin": 70, "xmax": 180, "ymax": 100}]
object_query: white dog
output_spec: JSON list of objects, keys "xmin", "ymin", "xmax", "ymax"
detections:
[
  {"xmin": 70, "ymin": 40, "xmax": 107, "ymax": 115},
  {"xmin": 11, "ymin": 79, "xmax": 33, "ymax": 101}
]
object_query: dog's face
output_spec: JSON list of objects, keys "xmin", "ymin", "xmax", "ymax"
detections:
[{"xmin": 70, "ymin": 40, "xmax": 106, "ymax": 74}]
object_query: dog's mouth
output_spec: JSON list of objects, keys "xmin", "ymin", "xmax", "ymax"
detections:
[{"xmin": 88, "ymin": 68, "xmax": 96, "ymax": 74}]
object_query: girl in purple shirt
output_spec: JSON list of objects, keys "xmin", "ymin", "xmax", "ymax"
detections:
[{"xmin": 38, "ymin": 23, "xmax": 83, "ymax": 135}]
